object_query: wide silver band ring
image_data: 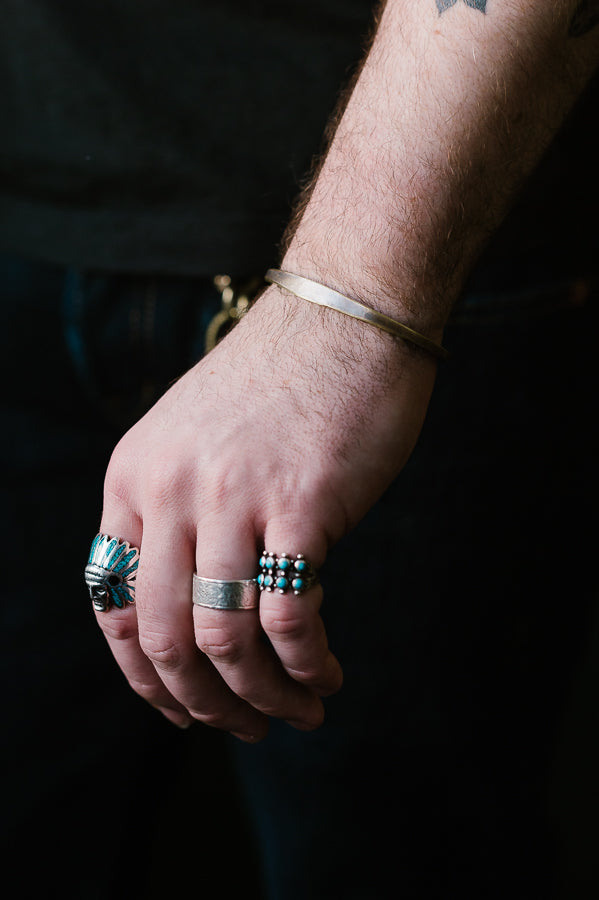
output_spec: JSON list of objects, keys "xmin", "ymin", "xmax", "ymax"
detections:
[{"xmin": 192, "ymin": 575, "xmax": 259, "ymax": 610}]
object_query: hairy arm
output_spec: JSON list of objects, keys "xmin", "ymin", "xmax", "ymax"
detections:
[{"xmin": 282, "ymin": 0, "xmax": 599, "ymax": 331}]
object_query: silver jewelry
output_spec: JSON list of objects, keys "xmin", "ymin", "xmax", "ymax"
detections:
[
  {"xmin": 257, "ymin": 551, "xmax": 318, "ymax": 595},
  {"xmin": 85, "ymin": 533, "xmax": 139, "ymax": 612},
  {"xmin": 192, "ymin": 575, "xmax": 259, "ymax": 610},
  {"xmin": 265, "ymin": 268, "xmax": 449, "ymax": 360}
]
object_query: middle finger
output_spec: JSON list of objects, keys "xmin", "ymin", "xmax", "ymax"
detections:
[{"xmin": 135, "ymin": 520, "xmax": 269, "ymax": 738}]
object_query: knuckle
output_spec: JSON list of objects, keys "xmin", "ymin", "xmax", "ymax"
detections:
[
  {"xmin": 261, "ymin": 608, "xmax": 308, "ymax": 642},
  {"xmin": 196, "ymin": 626, "xmax": 244, "ymax": 665},
  {"xmin": 285, "ymin": 665, "xmax": 323, "ymax": 688},
  {"xmin": 255, "ymin": 686, "xmax": 293, "ymax": 719},
  {"xmin": 289, "ymin": 655, "xmax": 343, "ymax": 694},
  {"xmin": 144, "ymin": 453, "xmax": 191, "ymax": 511},
  {"xmin": 200, "ymin": 461, "xmax": 246, "ymax": 509},
  {"xmin": 290, "ymin": 702, "xmax": 326, "ymax": 730},
  {"xmin": 188, "ymin": 708, "xmax": 230, "ymax": 731},
  {"xmin": 127, "ymin": 677, "xmax": 166, "ymax": 706},
  {"xmin": 103, "ymin": 440, "xmax": 137, "ymax": 505},
  {"xmin": 97, "ymin": 613, "xmax": 138, "ymax": 643},
  {"xmin": 138, "ymin": 631, "xmax": 184, "ymax": 670}
]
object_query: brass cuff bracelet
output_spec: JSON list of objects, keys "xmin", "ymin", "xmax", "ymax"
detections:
[{"xmin": 265, "ymin": 268, "xmax": 449, "ymax": 361}]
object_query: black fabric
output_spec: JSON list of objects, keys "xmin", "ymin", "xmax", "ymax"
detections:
[
  {"xmin": 465, "ymin": 72, "xmax": 599, "ymax": 294},
  {"xmin": 0, "ymin": 0, "xmax": 375, "ymax": 274},
  {"xmin": 0, "ymin": 0, "xmax": 598, "ymax": 281}
]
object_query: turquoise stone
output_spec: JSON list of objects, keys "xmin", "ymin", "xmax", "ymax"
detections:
[
  {"xmin": 292, "ymin": 578, "xmax": 304, "ymax": 591},
  {"xmin": 265, "ymin": 556, "xmax": 276, "ymax": 569},
  {"xmin": 259, "ymin": 556, "xmax": 266, "ymax": 568},
  {"xmin": 276, "ymin": 576, "xmax": 288, "ymax": 590},
  {"xmin": 257, "ymin": 574, "xmax": 264, "ymax": 586},
  {"xmin": 295, "ymin": 560, "xmax": 307, "ymax": 572},
  {"xmin": 278, "ymin": 557, "xmax": 290, "ymax": 570},
  {"xmin": 264, "ymin": 575, "xmax": 274, "ymax": 588}
]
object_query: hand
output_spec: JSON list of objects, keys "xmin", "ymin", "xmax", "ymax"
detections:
[{"xmin": 95, "ymin": 284, "xmax": 438, "ymax": 740}]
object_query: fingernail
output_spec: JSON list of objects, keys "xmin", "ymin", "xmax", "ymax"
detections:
[
  {"xmin": 285, "ymin": 718, "xmax": 322, "ymax": 732},
  {"xmin": 231, "ymin": 731, "xmax": 261, "ymax": 743},
  {"xmin": 175, "ymin": 719, "xmax": 193, "ymax": 730},
  {"xmin": 157, "ymin": 707, "xmax": 193, "ymax": 730}
]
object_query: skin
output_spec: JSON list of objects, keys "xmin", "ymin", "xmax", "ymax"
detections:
[{"xmin": 96, "ymin": 0, "xmax": 599, "ymax": 738}]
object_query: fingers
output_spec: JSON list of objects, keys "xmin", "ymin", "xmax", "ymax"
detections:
[
  {"xmin": 193, "ymin": 519, "xmax": 327, "ymax": 730},
  {"xmin": 93, "ymin": 509, "xmax": 193, "ymax": 729},
  {"xmin": 95, "ymin": 496, "xmax": 268, "ymax": 739},
  {"xmin": 259, "ymin": 583, "xmax": 343, "ymax": 698},
  {"xmin": 99, "ymin": 604, "xmax": 192, "ymax": 729},
  {"xmin": 94, "ymin": 466, "xmax": 342, "ymax": 739},
  {"xmin": 132, "ymin": 519, "xmax": 269, "ymax": 740},
  {"xmin": 258, "ymin": 520, "xmax": 343, "ymax": 699}
]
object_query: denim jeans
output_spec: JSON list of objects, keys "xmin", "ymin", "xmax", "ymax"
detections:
[
  {"xmin": 0, "ymin": 257, "xmax": 260, "ymax": 898},
  {"xmin": 235, "ymin": 272, "xmax": 599, "ymax": 899},
  {"xmin": 2, "ymin": 253, "xmax": 598, "ymax": 899}
]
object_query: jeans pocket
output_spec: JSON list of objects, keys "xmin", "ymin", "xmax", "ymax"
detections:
[{"xmin": 62, "ymin": 269, "xmax": 221, "ymax": 428}]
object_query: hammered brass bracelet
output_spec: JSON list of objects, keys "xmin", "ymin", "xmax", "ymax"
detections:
[{"xmin": 265, "ymin": 268, "xmax": 449, "ymax": 361}]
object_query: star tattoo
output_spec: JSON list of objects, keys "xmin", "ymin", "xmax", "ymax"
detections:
[{"xmin": 436, "ymin": 0, "xmax": 487, "ymax": 13}]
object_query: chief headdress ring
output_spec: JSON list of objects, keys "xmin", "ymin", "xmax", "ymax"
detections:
[{"xmin": 85, "ymin": 533, "xmax": 140, "ymax": 612}]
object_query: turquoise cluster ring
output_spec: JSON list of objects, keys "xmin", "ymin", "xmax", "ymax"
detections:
[{"xmin": 257, "ymin": 552, "xmax": 318, "ymax": 596}]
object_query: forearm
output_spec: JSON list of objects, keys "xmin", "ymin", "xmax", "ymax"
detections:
[{"xmin": 282, "ymin": 0, "xmax": 599, "ymax": 333}]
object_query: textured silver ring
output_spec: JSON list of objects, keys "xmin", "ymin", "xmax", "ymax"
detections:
[
  {"xmin": 192, "ymin": 575, "xmax": 259, "ymax": 610},
  {"xmin": 85, "ymin": 533, "xmax": 140, "ymax": 612}
]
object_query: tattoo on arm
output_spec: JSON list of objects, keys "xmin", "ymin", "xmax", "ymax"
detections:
[
  {"xmin": 436, "ymin": 1, "xmax": 599, "ymax": 37},
  {"xmin": 436, "ymin": 0, "xmax": 487, "ymax": 14},
  {"xmin": 569, "ymin": 1, "xmax": 599, "ymax": 36}
]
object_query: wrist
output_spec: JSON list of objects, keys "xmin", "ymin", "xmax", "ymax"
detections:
[
  {"xmin": 245, "ymin": 279, "xmax": 441, "ymax": 399},
  {"xmin": 265, "ymin": 268, "xmax": 449, "ymax": 361},
  {"xmin": 280, "ymin": 240, "xmax": 450, "ymax": 345}
]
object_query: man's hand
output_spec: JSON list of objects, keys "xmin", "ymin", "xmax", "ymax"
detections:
[
  {"xmin": 96, "ymin": 286, "xmax": 437, "ymax": 737},
  {"xmin": 94, "ymin": 0, "xmax": 598, "ymax": 737}
]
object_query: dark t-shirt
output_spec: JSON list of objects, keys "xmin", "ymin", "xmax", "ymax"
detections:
[{"xmin": 0, "ymin": 0, "xmax": 597, "ymax": 284}]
